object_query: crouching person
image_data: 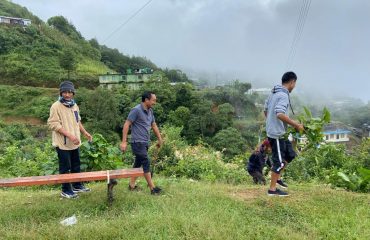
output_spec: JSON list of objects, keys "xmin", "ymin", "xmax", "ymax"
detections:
[
  {"xmin": 246, "ymin": 140, "xmax": 271, "ymax": 185},
  {"xmin": 47, "ymin": 81, "xmax": 92, "ymax": 199}
]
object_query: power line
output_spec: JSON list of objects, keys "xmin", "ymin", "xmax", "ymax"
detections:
[
  {"xmin": 289, "ymin": 0, "xmax": 311, "ymax": 69},
  {"xmin": 290, "ymin": 0, "xmax": 311, "ymax": 69},
  {"xmin": 286, "ymin": 0, "xmax": 311, "ymax": 70},
  {"xmin": 102, "ymin": 0, "xmax": 154, "ymax": 44},
  {"xmin": 286, "ymin": 0, "xmax": 307, "ymax": 69},
  {"xmin": 288, "ymin": 0, "xmax": 308, "ymax": 64},
  {"xmin": 286, "ymin": 0, "xmax": 309, "ymax": 69}
]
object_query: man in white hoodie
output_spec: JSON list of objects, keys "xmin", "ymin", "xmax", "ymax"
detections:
[{"xmin": 264, "ymin": 72, "xmax": 304, "ymax": 196}]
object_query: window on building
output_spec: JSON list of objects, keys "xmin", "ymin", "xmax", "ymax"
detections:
[
  {"xmin": 325, "ymin": 135, "xmax": 329, "ymax": 140},
  {"xmin": 340, "ymin": 133, "xmax": 345, "ymax": 138},
  {"xmin": 336, "ymin": 134, "xmax": 340, "ymax": 139}
]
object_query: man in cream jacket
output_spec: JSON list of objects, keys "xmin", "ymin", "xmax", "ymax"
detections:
[{"xmin": 48, "ymin": 81, "xmax": 92, "ymax": 199}]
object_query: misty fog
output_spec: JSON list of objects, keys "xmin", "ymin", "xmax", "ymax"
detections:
[{"xmin": 13, "ymin": 0, "xmax": 370, "ymax": 102}]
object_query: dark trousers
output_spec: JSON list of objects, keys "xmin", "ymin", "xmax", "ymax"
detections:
[
  {"xmin": 131, "ymin": 142, "xmax": 151, "ymax": 173},
  {"xmin": 248, "ymin": 170, "xmax": 266, "ymax": 185},
  {"xmin": 268, "ymin": 138, "xmax": 296, "ymax": 174},
  {"xmin": 56, "ymin": 147, "xmax": 82, "ymax": 192}
]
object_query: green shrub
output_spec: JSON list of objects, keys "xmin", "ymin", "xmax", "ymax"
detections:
[
  {"xmin": 285, "ymin": 138, "xmax": 370, "ymax": 193},
  {"xmin": 146, "ymin": 125, "xmax": 248, "ymax": 184},
  {"xmin": 211, "ymin": 127, "xmax": 247, "ymax": 161},
  {"xmin": 79, "ymin": 133, "xmax": 125, "ymax": 171},
  {"xmin": 0, "ymin": 143, "xmax": 58, "ymax": 177},
  {"xmin": 78, "ymin": 87, "xmax": 121, "ymax": 142},
  {"xmin": 285, "ymin": 144, "xmax": 348, "ymax": 181},
  {"xmin": 328, "ymin": 168, "xmax": 370, "ymax": 193},
  {"xmin": 168, "ymin": 106, "xmax": 190, "ymax": 127},
  {"xmin": 31, "ymin": 96, "xmax": 55, "ymax": 121}
]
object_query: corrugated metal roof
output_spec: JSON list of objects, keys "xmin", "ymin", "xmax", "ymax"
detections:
[
  {"xmin": 0, "ymin": 16, "xmax": 31, "ymax": 21},
  {"xmin": 323, "ymin": 130, "xmax": 351, "ymax": 134}
]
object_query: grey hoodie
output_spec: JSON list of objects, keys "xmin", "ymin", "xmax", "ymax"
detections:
[{"xmin": 264, "ymin": 85, "xmax": 291, "ymax": 139}]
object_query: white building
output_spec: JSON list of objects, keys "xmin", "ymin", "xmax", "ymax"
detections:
[
  {"xmin": 246, "ymin": 88, "xmax": 271, "ymax": 95},
  {"xmin": 321, "ymin": 123, "xmax": 352, "ymax": 143},
  {"xmin": 0, "ymin": 16, "xmax": 31, "ymax": 26},
  {"xmin": 323, "ymin": 129, "xmax": 351, "ymax": 143},
  {"xmin": 294, "ymin": 123, "xmax": 352, "ymax": 145}
]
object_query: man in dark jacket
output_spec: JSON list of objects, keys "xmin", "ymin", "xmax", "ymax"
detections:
[{"xmin": 246, "ymin": 139, "xmax": 271, "ymax": 185}]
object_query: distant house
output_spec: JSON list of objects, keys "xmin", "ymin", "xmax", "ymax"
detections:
[
  {"xmin": 169, "ymin": 82, "xmax": 187, "ymax": 86},
  {"xmin": 99, "ymin": 68, "xmax": 154, "ymax": 90},
  {"xmin": 323, "ymin": 123, "xmax": 351, "ymax": 143},
  {"xmin": 362, "ymin": 124, "xmax": 370, "ymax": 138},
  {"xmin": 293, "ymin": 124, "xmax": 351, "ymax": 146},
  {"xmin": 246, "ymin": 88, "xmax": 271, "ymax": 95},
  {"xmin": 0, "ymin": 16, "xmax": 31, "ymax": 26},
  {"xmin": 323, "ymin": 129, "xmax": 351, "ymax": 143}
]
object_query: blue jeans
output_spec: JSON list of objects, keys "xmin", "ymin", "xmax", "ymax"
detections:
[{"xmin": 56, "ymin": 147, "xmax": 83, "ymax": 192}]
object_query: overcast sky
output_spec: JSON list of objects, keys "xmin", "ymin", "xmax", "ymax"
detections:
[{"xmin": 12, "ymin": 0, "xmax": 370, "ymax": 102}]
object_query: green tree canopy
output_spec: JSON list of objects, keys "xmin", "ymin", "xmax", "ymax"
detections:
[
  {"xmin": 211, "ymin": 127, "xmax": 247, "ymax": 160},
  {"xmin": 59, "ymin": 48, "xmax": 77, "ymax": 80},
  {"xmin": 47, "ymin": 16, "xmax": 83, "ymax": 40}
]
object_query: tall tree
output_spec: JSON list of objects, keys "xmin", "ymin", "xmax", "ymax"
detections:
[{"xmin": 59, "ymin": 48, "xmax": 77, "ymax": 80}]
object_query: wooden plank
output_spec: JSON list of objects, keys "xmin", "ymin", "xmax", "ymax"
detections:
[{"xmin": 0, "ymin": 168, "xmax": 144, "ymax": 187}]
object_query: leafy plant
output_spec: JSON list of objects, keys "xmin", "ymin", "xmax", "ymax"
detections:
[
  {"xmin": 286, "ymin": 143, "xmax": 348, "ymax": 181},
  {"xmin": 79, "ymin": 133, "xmax": 124, "ymax": 171},
  {"xmin": 328, "ymin": 168, "xmax": 370, "ymax": 193},
  {"xmin": 288, "ymin": 107, "xmax": 331, "ymax": 150}
]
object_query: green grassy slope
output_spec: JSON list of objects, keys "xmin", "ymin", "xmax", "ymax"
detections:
[
  {"xmin": 0, "ymin": 179, "xmax": 369, "ymax": 239},
  {"xmin": 0, "ymin": 85, "xmax": 58, "ymax": 122}
]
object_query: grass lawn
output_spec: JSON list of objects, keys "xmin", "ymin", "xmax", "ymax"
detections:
[{"xmin": 0, "ymin": 178, "xmax": 369, "ymax": 240}]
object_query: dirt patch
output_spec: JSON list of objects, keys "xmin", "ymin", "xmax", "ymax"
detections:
[
  {"xmin": 229, "ymin": 188, "xmax": 266, "ymax": 202},
  {"xmin": 1, "ymin": 115, "xmax": 44, "ymax": 125}
]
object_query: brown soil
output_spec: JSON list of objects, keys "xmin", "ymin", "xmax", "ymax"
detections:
[
  {"xmin": 229, "ymin": 186, "xmax": 313, "ymax": 204},
  {"xmin": 229, "ymin": 188, "xmax": 266, "ymax": 201},
  {"xmin": 1, "ymin": 115, "xmax": 44, "ymax": 125}
]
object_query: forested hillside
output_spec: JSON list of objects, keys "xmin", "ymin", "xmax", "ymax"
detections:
[{"xmin": 0, "ymin": 0, "xmax": 188, "ymax": 88}]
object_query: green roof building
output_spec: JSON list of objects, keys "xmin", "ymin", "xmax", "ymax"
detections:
[{"xmin": 99, "ymin": 68, "xmax": 154, "ymax": 90}]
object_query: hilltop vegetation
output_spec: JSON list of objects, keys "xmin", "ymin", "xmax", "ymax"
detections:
[
  {"xmin": 0, "ymin": 0, "xmax": 42, "ymax": 24},
  {"xmin": 0, "ymin": 0, "xmax": 188, "ymax": 88}
]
